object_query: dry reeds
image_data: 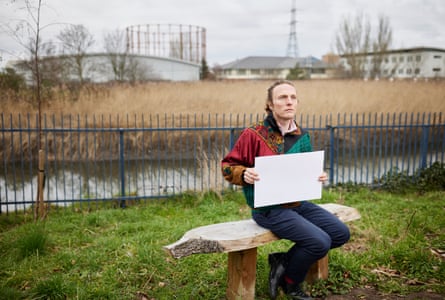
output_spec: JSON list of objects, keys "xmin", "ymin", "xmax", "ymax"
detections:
[{"xmin": 2, "ymin": 80, "xmax": 444, "ymax": 123}]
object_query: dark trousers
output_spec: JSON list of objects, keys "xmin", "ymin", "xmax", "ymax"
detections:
[{"xmin": 253, "ymin": 201, "xmax": 350, "ymax": 284}]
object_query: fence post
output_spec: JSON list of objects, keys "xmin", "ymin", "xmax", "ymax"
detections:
[
  {"xmin": 326, "ymin": 125, "xmax": 336, "ymax": 185},
  {"xmin": 119, "ymin": 129, "xmax": 126, "ymax": 208},
  {"xmin": 419, "ymin": 125, "xmax": 429, "ymax": 170},
  {"xmin": 229, "ymin": 128, "xmax": 236, "ymax": 150}
]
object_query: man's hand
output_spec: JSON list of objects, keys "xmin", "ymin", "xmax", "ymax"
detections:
[
  {"xmin": 318, "ymin": 171, "xmax": 328, "ymax": 183},
  {"xmin": 244, "ymin": 168, "xmax": 259, "ymax": 184}
]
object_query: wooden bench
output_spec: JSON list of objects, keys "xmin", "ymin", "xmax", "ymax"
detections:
[{"xmin": 164, "ymin": 203, "xmax": 361, "ymax": 300}]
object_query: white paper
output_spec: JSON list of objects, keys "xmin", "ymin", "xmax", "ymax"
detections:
[{"xmin": 254, "ymin": 151, "xmax": 324, "ymax": 208}]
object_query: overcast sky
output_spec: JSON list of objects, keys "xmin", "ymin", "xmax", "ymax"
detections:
[{"xmin": 1, "ymin": 0, "xmax": 444, "ymax": 67}]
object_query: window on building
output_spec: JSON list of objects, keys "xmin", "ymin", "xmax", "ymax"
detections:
[
  {"xmin": 407, "ymin": 68, "xmax": 412, "ymax": 74},
  {"xmin": 238, "ymin": 69, "xmax": 246, "ymax": 75},
  {"xmin": 432, "ymin": 68, "xmax": 441, "ymax": 72},
  {"xmin": 415, "ymin": 68, "xmax": 420, "ymax": 74},
  {"xmin": 392, "ymin": 57, "xmax": 397, "ymax": 63},
  {"xmin": 407, "ymin": 56, "xmax": 413, "ymax": 62},
  {"xmin": 398, "ymin": 69, "xmax": 404, "ymax": 74},
  {"xmin": 433, "ymin": 55, "xmax": 442, "ymax": 59},
  {"xmin": 251, "ymin": 69, "xmax": 260, "ymax": 75},
  {"xmin": 416, "ymin": 55, "xmax": 421, "ymax": 62},
  {"xmin": 312, "ymin": 68, "xmax": 325, "ymax": 74},
  {"xmin": 399, "ymin": 56, "xmax": 404, "ymax": 62}
]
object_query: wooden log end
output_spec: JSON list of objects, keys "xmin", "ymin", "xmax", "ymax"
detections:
[{"xmin": 164, "ymin": 238, "xmax": 225, "ymax": 259}]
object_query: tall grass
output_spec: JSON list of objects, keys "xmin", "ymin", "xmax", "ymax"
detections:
[
  {"xmin": 1, "ymin": 80, "xmax": 444, "ymax": 127},
  {"xmin": 0, "ymin": 188, "xmax": 444, "ymax": 299},
  {"xmin": 15, "ymin": 224, "xmax": 48, "ymax": 259}
]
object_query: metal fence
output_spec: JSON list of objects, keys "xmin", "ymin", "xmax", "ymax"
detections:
[{"xmin": 1, "ymin": 112, "xmax": 444, "ymax": 214}]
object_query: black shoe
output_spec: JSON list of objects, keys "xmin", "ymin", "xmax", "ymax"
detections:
[
  {"xmin": 268, "ymin": 252, "xmax": 286, "ymax": 300},
  {"xmin": 283, "ymin": 283, "xmax": 313, "ymax": 300}
]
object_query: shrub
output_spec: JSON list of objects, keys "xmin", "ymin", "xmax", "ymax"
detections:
[
  {"xmin": 0, "ymin": 68, "xmax": 26, "ymax": 93},
  {"xmin": 415, "ymin": 162, "xmax": 445, "ymax": 193},
  {"xmin": 376, "ymin": 162, "xmax": 445, "ymax": 194}
]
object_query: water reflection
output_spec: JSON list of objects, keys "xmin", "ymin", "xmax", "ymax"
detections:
[
  {"xmin": 1, "ymin": 152, "xmax": 441, "ymax": 213},
  {"xmin": 1, "ymin": 159, "xmax": 226, "ymax": 212}
]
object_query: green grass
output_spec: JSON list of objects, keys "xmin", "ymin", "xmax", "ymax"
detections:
[{"xmin": 0, "ymin": 188, "xmax": 444, "ymax": 299}]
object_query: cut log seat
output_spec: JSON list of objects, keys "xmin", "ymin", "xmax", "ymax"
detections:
[{"xmin": 164, "ymin": 203, "xmax": 361, "ymax": 300}]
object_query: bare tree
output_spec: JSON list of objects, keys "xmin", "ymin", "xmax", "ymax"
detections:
[
  {"xmin": 2, "ymin": 0, "xmax": 46, "ymax": 101},
  {"xmin": 335, "ymin": 13, "xmax": 371, "ymax": 78},
  {"xmin": 103, "ymin": 28, "xmax": 129, "ymax": 81},
  {"xmin": 335, "ymin": 13, "xmax": 393, "ymax": 79},
  {"xmin": 103, "ymin": 28, "xmax": 152, "ymax": 83},
  {"xmin": 125, "ymin": 56, "xmax": 151, "ymax": 82},
  {"xmin": 1, "ymin": 1, "xmax": 70, "ymax": 98},
  {"xmin": 57, "ymin": 24, "xmax": 94, "ymax": 83},
  {"xmin": 2, "ymin": 0, "xmax": 48, "ymax": 219},
  {"xmin": 370, "ymin": 14, "xmax": 393, "ymax": 78}
]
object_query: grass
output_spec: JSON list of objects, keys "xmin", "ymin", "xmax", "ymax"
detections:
[{"xmin": 0, "ymin": 188, "xmax": 444, "ymax": 299}]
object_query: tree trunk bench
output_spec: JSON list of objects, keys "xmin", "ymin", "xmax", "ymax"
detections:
[{"xmin": 164, "ymin": 203, "xmax": 361, "ymax": 300}]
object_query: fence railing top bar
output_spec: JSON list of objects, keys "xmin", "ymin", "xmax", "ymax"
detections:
[
  {"xmin": 2, "ymin": 124, "xmax": 444, "ymax": 133},
  {"xmin": 1, "ymin": 112, "xmax": 443, "ymax": 132},
  {"xmin": 0, "ymin": 126, "xmax": 249, "ymax": 133},
  {"xmin": 325, "ymin": 123, "xmax": 445, "ymax": 130}
]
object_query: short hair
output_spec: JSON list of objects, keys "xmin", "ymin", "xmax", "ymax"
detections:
[{"xmin": 265, "ymin": 80, "xmax": 295, "ymax": 113}]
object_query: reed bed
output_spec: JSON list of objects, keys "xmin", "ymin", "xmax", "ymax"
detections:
[{"xmin": 1, "ymin": 80, "xmax": 444, "ymax": 127}]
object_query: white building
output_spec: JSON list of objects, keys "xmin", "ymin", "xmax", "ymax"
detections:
[
  {"xmin": 217, "ymin": 56, "xmax": 336, "ymax": 80},
  {"xmin": 341, "ymin": 47, "xmax": 445, "ymax": 79},
  {"xmin": 7, "ymin": 53, "xmax": 201, "ymax": 83}
]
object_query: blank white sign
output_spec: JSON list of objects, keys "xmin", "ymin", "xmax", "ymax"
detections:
[{"xmin": 254, "ymin": 151, "xmax": 324, "ymax": 208}]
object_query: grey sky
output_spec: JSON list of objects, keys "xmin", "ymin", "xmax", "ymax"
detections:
[{"xmin": 1, "ymin": 0, "xmax": 444, "ymax": 67}]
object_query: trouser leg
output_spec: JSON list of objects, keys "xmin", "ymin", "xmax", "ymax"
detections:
[{"xmin": 253, "ymin": 201, "xmax": 350, "ymax": 284}]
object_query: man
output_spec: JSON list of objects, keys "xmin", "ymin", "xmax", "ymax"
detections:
[{"xmin": 221, "ymin": 80, "xmax": 350, "ymax": 300}]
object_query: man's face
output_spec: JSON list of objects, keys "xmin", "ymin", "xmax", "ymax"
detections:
[{"xmin": 269, "ymin": 83, "xmax": 298, "ymax": 122}]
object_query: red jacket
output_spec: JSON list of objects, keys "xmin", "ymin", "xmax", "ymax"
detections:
[{"xmin": 221, "ymin": 114, "xmax": 312, "ymax": 212}]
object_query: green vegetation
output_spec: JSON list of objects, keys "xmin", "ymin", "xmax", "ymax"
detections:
[
  {"xmin": 0, "ymin": 68, "xmax": 26, "ymax": 93},
  {"xmin": 376, "ymin": 162, "xmax": 445, "ymax": 194},
  {"xmin": 0, "ymin": 186, "xmax": 444, "ymax": 299},
  {"xmin": 286, "ymin": 63, "xmax": 306, "ymax": 80}
]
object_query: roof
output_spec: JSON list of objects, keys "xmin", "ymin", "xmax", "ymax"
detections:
[
  {"xmin": 221, "ymin": 56, "xmax": 329, "ymax": 70},
  {"xmin": 341, "ymin": 46, "xmax": 445, "ymax": 57}
]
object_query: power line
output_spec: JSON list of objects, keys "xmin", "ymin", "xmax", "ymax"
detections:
[{"xmin": 286, "ymin": 0, "xmax": 298, "ymax": 58}]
